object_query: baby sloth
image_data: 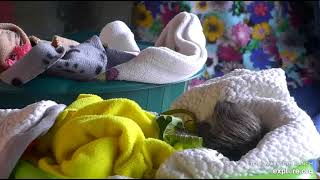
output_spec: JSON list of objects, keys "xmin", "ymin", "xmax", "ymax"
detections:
[{"xmin": 198, "ymin": 100, "xmax": 266, "ymax": 161}]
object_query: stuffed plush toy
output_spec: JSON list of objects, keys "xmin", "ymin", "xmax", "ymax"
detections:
[
  {"xmin": 46, "ymin": 35, "xmax": 136, "ymax": 81},
  {"xmin": 0, "ymin": 23, "xmax": 31, "ymax": 72}
]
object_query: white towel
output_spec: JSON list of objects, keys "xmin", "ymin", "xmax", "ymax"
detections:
[
  {"xmin": 99, "ymin": 12, "xmax": 207, "ymax": 84},
  {"xmin": 99, "ymin": 21, "xmax": 140, "ymax": 53},
  {"xmin": 0, "ymin": 101, "xmax": 66, "ymax": 178},
  {"xmin": 156, "ymin": 68, "xmax": 320, "ymax": 178}
]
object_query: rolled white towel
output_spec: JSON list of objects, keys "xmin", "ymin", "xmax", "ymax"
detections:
[
  {"xmin": 99, "ymin": 12, "xmax": 207, "ymax": 84},
  {"xmin": 99, "ymin": 20, "xmax": 140, "ymax": 53}
]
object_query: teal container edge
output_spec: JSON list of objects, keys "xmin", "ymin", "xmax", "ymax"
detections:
[{"xmin": 0, "ymin": 68, "xmax": 204, "ymax": 113}]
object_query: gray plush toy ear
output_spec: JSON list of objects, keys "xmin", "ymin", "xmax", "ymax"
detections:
[
  {"xmin": 105, "ymin": 48, "xmax": 137, "ymax": 69},
  {"xmin": 84, "ymin": 35, "xmax": 105, "ymax": 51}
]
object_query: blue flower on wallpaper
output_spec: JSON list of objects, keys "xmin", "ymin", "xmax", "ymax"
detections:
[
  {"xmin": 243, "ymin": 52, "xmax": 254, "ymax": 69},
  {"xmin": 223, "ymin": 11, "xmax": 245, "ymax": 28},
  {"xmin": 268, "ymin": 10, "xmax": 278, "ymax": 29},
  {"xmin": 280, "ymin": 1, "xmax": 289, "ymax": 17},
  {"xmin": 144, "ymin": 1, "xmax": 162, "ymax": 17},
  {"xmin": 250, "ymin": 48, "xmax": 273, "ymax": 69},
  {"xmin": 247, "ymin": 1, "xmax": 274, "ymax": 24},
  {"xmin": 285, "ymin": 63, "xmax": 303, "ymax": 87},
  {"xmin": 214, "ymin": 64, "xmax": 225, "ymax": 77}
]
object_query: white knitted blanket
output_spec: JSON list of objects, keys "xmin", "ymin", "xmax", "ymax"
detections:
[
  {"xmin": 0, "ymin": 101, "xmax": 66, "ymax": 178},
  {"xmin": 0, "ymin": 100, "xmax": 57, "ymax": 147},
  {"xmin": 155, "ymin": 68, "xmax": 320, "ymax": 178}
]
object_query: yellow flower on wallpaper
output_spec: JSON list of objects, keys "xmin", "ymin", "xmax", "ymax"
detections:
[
  {"xmin": 134, "ymin": 3, "xmax": 153, "ymax": 28},
  {"xmin": 204, "ymin": 70, "xmax": 210, "ymax": 79},
  {"xmin": 280, "ymin": 49, "xmax": 298, "ymax": 67},
  {"xmin": 196, "ymin": 1, "xmax": 209, "ymax": 12},
  {"xmin": 203, "ymin": 16, "xmax": 225, "ymax": 43},
  {"xmin": 252, "ymin": 22, "xmax": 271, "ymax": 40}
]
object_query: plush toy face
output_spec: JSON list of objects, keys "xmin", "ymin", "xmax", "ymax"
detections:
[
  {"xmin": 0, "ymin": 23, "xmax": 32, "ymax": 73},
  {"xmin": 0, "ymin": 29, "xmax": 21, "ymax": 70},
  {"xmin": 5, "ymin": 43, "xmax": 32, "ymax": 68},
  {"xmin": 0, "ymin": 42, "xmax": 66, "ymax": 86},
  {"xmin": 47, "ymin": 35, "xmax": 108, "ymax": 81}
]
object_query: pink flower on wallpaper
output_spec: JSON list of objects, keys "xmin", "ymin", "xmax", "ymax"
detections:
[
  {"xmin": 288, "ymin": 2, "xmax": 303, "ymax": 29},
  {"xmin": 231, "ymin": 23, "xmax": 251, "ymax": 47},
  {"xmin": 262, "ymin": 35, "xmax": 281, "ymax": 61},
  {"xmin": 217, "ymin": 44, "xmax": 242, "ymax": 62},
  {"xmin": 160, "ymin": 3, "xmax": 181, "ymax": 27},
  {"xmin": 301, "ymin": 69, "xmax": 314, "ymax": 85},
  {"xmin": 209, "ymin": 1, "xmax": 233, "ymax": 11}
]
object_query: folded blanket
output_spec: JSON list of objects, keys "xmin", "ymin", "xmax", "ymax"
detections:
[
  {"xmin": 0, "ymin": 42, "xmax": 66, "ymax": 86},
  {"xmin": 99, "ymin": 12, "xmax": 207, "ymax": 84},
  {"xmin": 0, "ymin": 35, "xmax": 137, "ymax": 85},
  {"xmin": 45, "ymin": 35, "xmax": 108, "ymax": 81},
  {"xmin": 29, "ymin": 94, "xmax": 174, "ymax": 179},
  {"xmin": 0, "ymin": 100, "xmax": 66, "ymax": 178},
  {"xmin": 156, "ymin": 68, "xmax": 320, "ymax": 178}
]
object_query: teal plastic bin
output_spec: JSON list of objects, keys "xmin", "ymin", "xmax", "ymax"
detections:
[
  {"xmin": 0, "ymin": 70, "xmax": 203, "ymax": 112},
  {"xmin": 0, "ymin": 32, "xmax": 204, "ymax": 112}
]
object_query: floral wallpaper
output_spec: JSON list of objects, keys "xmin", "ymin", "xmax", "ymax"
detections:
[{"xmin": 132, "ymin": 1, "xmax": 320, "ymax": 89}]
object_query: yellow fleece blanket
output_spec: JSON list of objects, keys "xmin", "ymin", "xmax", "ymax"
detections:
[{"xmin": 32, "ymin": 94, "xmax": 175, "ymax": 179}]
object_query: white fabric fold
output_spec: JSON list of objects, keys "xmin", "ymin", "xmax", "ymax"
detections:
[
  {"xmin": 99, "ymin": 12, "xmax": 207, "ymax": 84},
  {"xmin": 0, "ymin": 101, "xmax": 66, "ymax": 178},
  {"xmin": 156, "ymin": 68, "xmax": 320, "ymax": 178}
]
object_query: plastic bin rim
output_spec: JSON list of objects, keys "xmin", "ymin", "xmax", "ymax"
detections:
[{"xmin": 0, "ymin": 67, "xmax": 205, "ymax": 95}]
